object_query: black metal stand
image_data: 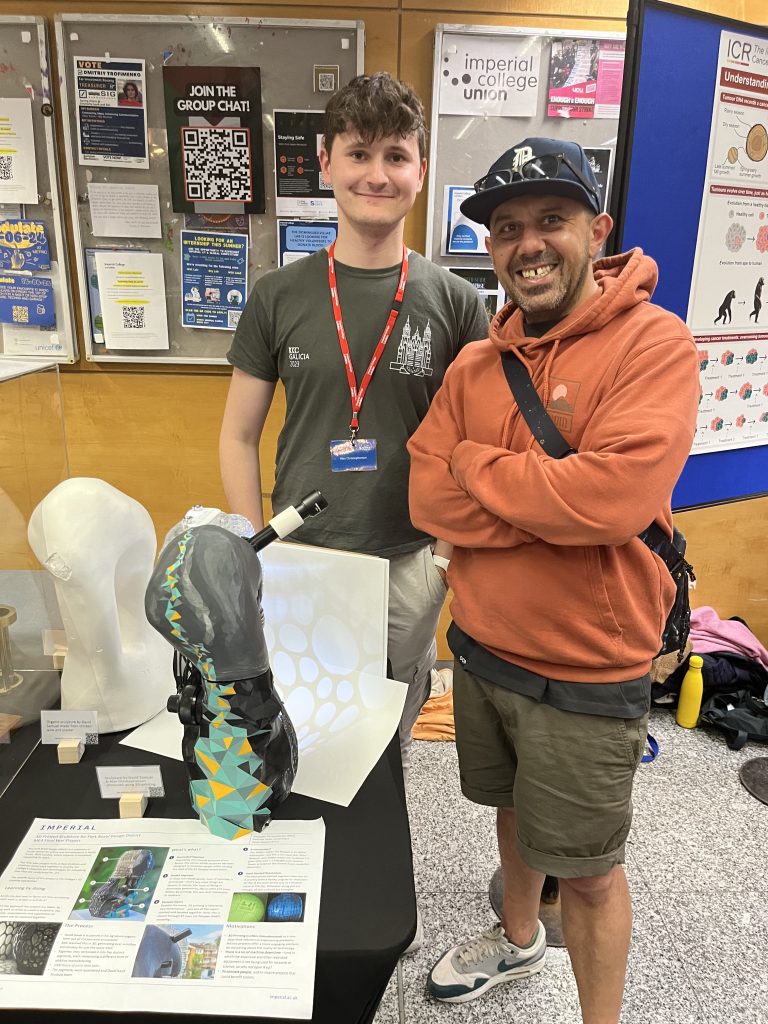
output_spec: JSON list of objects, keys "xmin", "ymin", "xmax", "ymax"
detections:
[{"xmin": 489, "ymin": 867, "xmax": 565, "ymax": 948}]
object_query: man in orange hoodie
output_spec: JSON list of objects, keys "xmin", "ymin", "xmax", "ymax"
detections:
[{"xmin": 408, "ymin": 137, "xmax": 699, "ymax": 1023}]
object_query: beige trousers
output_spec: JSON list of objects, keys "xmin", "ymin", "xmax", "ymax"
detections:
[{"xmin": 386, "ymin": 545, "xmax": 448, "ymax": 777}]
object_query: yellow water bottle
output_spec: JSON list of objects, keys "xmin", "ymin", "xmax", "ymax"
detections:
[{"xmin": 676, "ymin": 654, "xmax": 704, "ymax": 729}]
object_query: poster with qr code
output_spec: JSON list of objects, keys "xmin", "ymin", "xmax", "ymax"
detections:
[
  {"xmin": 93, "ymin": 251, "xmax": 169, "ymax": 350},
  {"xmin": 163, "ymin": 66, "xmax": 265, "ymax": 215},
  {"xmin": 74, "ymin": 57, "xmax": 148, "ymax": 168},
  {"xmin": 0, "ymin": 272, "xmax": 55, "ymax": 327},
  {"xmin": 181, "ymin": 230, "xmax": 247, "ymax": 330},
  {"xmin": 0, "ymin": 98, "xmax": 39, "ymax": 203},
  {"xmin": 274, "ymin": 110, "xmax": 336, "ymax": 218}
]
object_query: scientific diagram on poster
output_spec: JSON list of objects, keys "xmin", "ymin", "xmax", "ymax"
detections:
[{"xmin": 687, "ymin": 29, "xmax": 768, "ymax": 453}]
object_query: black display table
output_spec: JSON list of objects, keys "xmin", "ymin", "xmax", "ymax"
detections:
[{"xmin": 0, "ymin": 725, "xmax": 415, "ymax": 1024}]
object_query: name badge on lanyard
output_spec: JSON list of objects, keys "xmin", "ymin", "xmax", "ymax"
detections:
[
  {"xmin": 330, "ymin": 437, "xmax": 377, "ymax": 472},
  {"xmin": 327, "ymin": 241, "xmax": 408, "ymax": 472}
]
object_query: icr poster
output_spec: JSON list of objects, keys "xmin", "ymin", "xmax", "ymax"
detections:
[{"xmin": 686, "ymin": 29, "xmax": 768, "ymax": 454}]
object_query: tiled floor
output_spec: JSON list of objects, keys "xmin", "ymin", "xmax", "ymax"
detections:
[{"xmin": 374, "ymin": 709, "xmax": 768, "ymax": 1023}]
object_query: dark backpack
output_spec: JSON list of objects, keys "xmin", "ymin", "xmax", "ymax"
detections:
[{"xmin": 699, "ymin": 690, "xmax": 768, "ymax": 751}]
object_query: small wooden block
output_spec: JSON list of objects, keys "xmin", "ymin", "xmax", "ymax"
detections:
[
  {"xmin": 119, "ymin": 792, "xmax": 148, "ymax": 819},
  {"xmin": 57, "ymin": 738, "xmax": 84, "ymax": 764},
  {"xmin": 0, "ymin": 713, "xmax": 22, "ymax": 744}
]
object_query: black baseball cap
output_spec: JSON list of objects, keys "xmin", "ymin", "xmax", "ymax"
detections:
[{"xmin": 460, "ymin": 137, "xmax": 601, "ymax": 227}]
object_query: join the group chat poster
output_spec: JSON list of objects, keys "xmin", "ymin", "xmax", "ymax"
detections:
[{"xmin": 162, "ymin": 66, "xmax": 265, "ymax": 216}]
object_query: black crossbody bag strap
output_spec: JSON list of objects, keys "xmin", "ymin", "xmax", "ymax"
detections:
[
  {"xmin": 501, "ymin": 351, "xmax": 577, "ymax": 460},
  {"xmin": 500, "ymin": 351, "xmax": 679, "ymax": 567}
]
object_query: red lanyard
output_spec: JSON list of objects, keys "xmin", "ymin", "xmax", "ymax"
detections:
[{"xmin": 327, "ymin": 241, "xmax": 408, "ymax": 437}]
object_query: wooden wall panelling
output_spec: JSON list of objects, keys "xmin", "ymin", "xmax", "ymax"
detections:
[
  {"xmin": 0, "ymin": 372, "xmax": 69, "ymax": 569},
  {"xmin": 676, "ymin": 498, "xmax": 768, "ymax": 644},
  {"xmin": 400, "ymin": 0, "xmax": 748, "ymax": 17}
]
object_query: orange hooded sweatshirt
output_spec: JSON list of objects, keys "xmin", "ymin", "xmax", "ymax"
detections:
[{"xmin": 408, "ymin": 249, "xmax": 700, "ymax": 682}]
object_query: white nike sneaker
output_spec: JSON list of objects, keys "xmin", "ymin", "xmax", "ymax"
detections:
[{"xmin": 427, "ymin": 920, "xmax": 546, "ymax": 1003}]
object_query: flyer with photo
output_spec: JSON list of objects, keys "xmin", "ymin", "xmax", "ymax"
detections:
[
  {"xmin": 0, "ymin": 98, "xmax": 39, "ymax": 203},
  {"xmin": 0, "ymin": 818, "xmax": 324, "ymax": 1019},
  {"xmin": 163, "ymin": 67, "xmax": 265, "ymax": 215},
  {"xmin": 74, "ymin": 58, "xmax": 149, "ymax": 168},
  {"xmin": 180, "ymin": 231, "xmax": 248, "ymax": 331},
  {"xmin": 547, "ymin": 38, "xmax": 625, "ymax": 119},
  {"xmin": 274, "ymin": 110, "xmax": 335, "ymax": 218}
]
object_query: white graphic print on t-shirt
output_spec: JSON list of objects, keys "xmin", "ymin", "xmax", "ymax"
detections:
[{"xmin": 389, "ymin": 316, "xmax": 433, "ymax": 376}]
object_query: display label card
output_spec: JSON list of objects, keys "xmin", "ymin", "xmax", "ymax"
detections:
[
  {"xmin": 181, "ymin": 230, "xmax": 247, "ymax": 330},
  {"xmin": 274, "ymin": 110, "xmax": 336, "ymax": 218},
  {"xmin": 0, "ymin": 98, "xmax": 39, "ymax": 203},
  {"xmin": 277, "ymin": 219, "xmax": 337, "ymax": 265},
  {"xmin": 0, "ymin": 219, "xmax": 50, "ymax": 271},
  {"xmin": 94, "ymin": 251, "xmax": 169, "ymax": 350},
  {"xmin": 96, "ymin": 764, "xmax": 165, "ymax": 799},
  {"xmin": 75, "ymin": 57, "xmax": 148, "ymax": 168},
  {"xmin": 88, "ymin": 183, "xmax": 161, "ymax": 238},
  {"xmin": 0, "ymin": 272, "xmax": 55, "ymax": 327},
  {"xmin": 40, "ymin": 710, "xmax": 98, "ymax": 746}
]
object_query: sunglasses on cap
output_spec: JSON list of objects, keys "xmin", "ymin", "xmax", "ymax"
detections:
[{"xmin": 474, "ymin": 153, "xmax": 600, "ymax": 206}]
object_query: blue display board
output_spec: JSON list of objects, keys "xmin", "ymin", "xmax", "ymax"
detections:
[{"xmin": 611, "ymin": 1, "xmax": 768, "ymax": 509}]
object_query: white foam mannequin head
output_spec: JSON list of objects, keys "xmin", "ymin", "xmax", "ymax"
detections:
[{"xmin": 28, "ymin": 478, "xmax": 174, "ymax": 732}]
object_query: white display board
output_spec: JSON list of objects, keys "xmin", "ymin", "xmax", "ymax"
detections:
[{"xmin": 426, "ymin": 25, "xmax": 625, "ymax": 290}]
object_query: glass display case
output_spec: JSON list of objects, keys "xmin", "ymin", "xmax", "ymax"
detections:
[{"xmin": 0, "ymin": 358, "xmax": 68, "ymax": 794}]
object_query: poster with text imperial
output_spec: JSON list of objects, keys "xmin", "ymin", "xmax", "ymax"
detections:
[
  {"xmin": 686, "ymin": 30, "xmax": 768, "ymax": 455},
  {"xmin": 163, "ymin": 66, "xmax": 265, "ymax": 215},
  {"xmin": 438, "ymin": 32, "xmax": 542, "ymax": 118}
]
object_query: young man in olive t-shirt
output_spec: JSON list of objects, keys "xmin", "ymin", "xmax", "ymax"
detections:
[{"xmin": 220, "ymin": 73, "xmax": 488, "ymax": 776}]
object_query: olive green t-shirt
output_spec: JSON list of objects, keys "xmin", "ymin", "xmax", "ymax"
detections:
[{"xmin": 227, "ymin": 249, "xmax": 489, "ymax": 556}]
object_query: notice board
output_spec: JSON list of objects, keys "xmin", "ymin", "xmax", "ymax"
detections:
[
  {"xmin": 0, "ymin": 16, "xmax": 76, "ymax": 362},
  {"xmin": 55, "ymin": 14, "xmax": 362, "ymax": 364},
  {"xmin": 611, "ymin": 0, "xmax": 768, "ymax": 508},
  {"xmin": 426, "ymin": 23, "xmax": 626, "ymax": 317}
]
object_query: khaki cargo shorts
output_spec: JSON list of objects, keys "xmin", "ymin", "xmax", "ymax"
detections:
[{"xmin": 453, "ymin": 662, "xmax": 649, "ymax": 879}]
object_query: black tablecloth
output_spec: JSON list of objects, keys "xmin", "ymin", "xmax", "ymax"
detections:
[{"xmin": 0, "ymin": 726, "xmax": 416, "ymax": 1023}]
